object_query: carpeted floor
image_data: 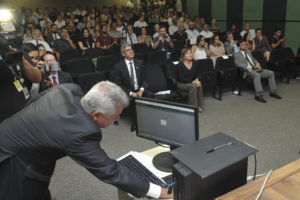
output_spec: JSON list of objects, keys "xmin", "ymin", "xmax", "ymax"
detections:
[{"xmin": 49, "ymin": 79, "xmax": 300, "ymax": 200}]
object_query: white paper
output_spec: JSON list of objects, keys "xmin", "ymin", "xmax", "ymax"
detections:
[{"xmin": 154, "ymin": 90, "xmax": 171, "ymax": 95}]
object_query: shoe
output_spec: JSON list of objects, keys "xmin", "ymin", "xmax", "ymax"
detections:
[
  {"xmin": 114, "ymin": 121, "xmax": 119, "ymax": 126},
  {"xmin": 255, "ymin": 95, "xmax": 267, "ymax": 103},
  {"xmin": 130, "ymin": 123, "xmax": 137, "ymax": 132},
  {"xmin": 270, "ymin": 93, "xmax": 282, "ymax": 99},
  {"xmin": 198, "ymin": 107, "xmax": 203, "ymax": 113}
]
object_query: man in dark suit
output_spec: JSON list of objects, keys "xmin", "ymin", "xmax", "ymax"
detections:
[
  {"xmin": 234, "ymin": 40, "xmax": 282, "ymax": 103},
  {"xmin": 0, "ymin": 82, "xmax": 172, "ymax": 200},
  {"xmin": 113, "ymin": 44, "xmax": 152, "ymax": 131}
]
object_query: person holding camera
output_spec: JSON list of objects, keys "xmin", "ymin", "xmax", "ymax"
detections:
[
  {"xmin": 152, "ymin": 26, "xmax": 174, "ymax": 51},
  {"xmin": 0, "ymin": 43, "xmax": 42, "ymax": 122}
]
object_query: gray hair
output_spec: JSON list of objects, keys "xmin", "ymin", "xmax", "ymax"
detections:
[
  {"xmin": 80, "ymin": 81, "xmax": 129, "ymax": 116},
  {"xmin": 121, "ymin": 43, "xmax": 132, "ymax": 53}
]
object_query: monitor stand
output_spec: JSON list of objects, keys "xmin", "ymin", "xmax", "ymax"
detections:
[{"xmin": 152, "ymin": 151, "xmax": 177, "ymax": 173}]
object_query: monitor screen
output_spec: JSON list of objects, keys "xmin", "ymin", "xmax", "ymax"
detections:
[{"xmin": 135, "ymin": 98, "xmax": 199, "ymax": 147}]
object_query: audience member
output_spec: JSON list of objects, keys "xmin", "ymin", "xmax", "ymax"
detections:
[
  {"xmin": 92, "ymin": 24, "xmax": 101, "ymax": 42},
  {"xmin": 153, "ymin": 26, "xmax": 174, "ymax": 51},
  {"xmin": 224, "ymin": 31, "xmax": 239, "ymax": 56},
  {"xmin": 66, "ymin": 21, "xmax": 79, "ymax": 37},
  {"xmin": 186, "ymin": 21, "xmax": 200, "ymax": 45},
  {"xmin": 134, "ymin": 16, "xmax": 148, "ymax": 28},
  {"xmin": 78, "ymin": 28, "xmax": 96, "ymax": 52},
  {"xmin": 191, "ymin": 35, "xmax": 209, "ymax": 60},
  {"xmin": 96, "ymin": 24, "xmax": 116, "ymax": 49},
  {"xmin": 138, "ymin": 27, "xmax": 152, "ymax": 47},
  {"xmin": 209, "ymin": 18, "xmax": 222, "ymax": 33},
  {"xmin": 234, "ymin": 40, "xmax": 282, "ymax": 103},
  {"xmin": 153, "ymin": 23, "xmax": 160, "ymax": 39},
  {"xmin": 23, "ymin": 27, "xmax": 33, "ymax": 43},
  {"xmin": 271, "ymin": 28, "xmax": 285, "ymax": 49},
  {"xmin": 53, "ymin": 27, "xmax": 77, "ymax": 57},
  {"xmin": 254, "ymin": 28, "xmax": 272, "ymax": 61},
  {"xmin": 40, "ymin": 13, "xmax": 53, "ymax": 32},
  {"xmin": 177, "ymin": 48, "xmax": 203, "ymax": 112},
  {"xmin": 240, "ymin": 23, "xmax": 255, "ymax": 38},
  {"xmin": 113, "ymin": 44, "xmax": 152, "ymax": 131},
  {"xmin": 243, "ymin": 32, "xmax": 256, "ymax": 53},
  {"xmin": 124, "ymin": 25, "xmax": 138, "ymax": 45},
  {"xmin": 168, "ymin": 17, "xmax": 178, "ymax": 36},
  {"xmin": 228, "ymin": 23, "xmax": 241, "ymax": 41},
  {"xmin": 200, "ymin": 24, "xmax": 213, "ymax": 39},
  {"xmin": 209, "ymin": 34, "xmax": 226, "ymax": 66},
  {"xmin": 77, "ymin": 16, "xmax": 88, "ymax": 31},
  {"xmin": 54, "ymin": 15, "xmax": 66, "ymax": 29},
  {"xmin": 25, "ymin": 29, "xmax": 52, "ymax": 52},
  {"xmin": 109, "ymin": 22, "xmax": 122, "ymax": 42},
  {"xmin": 46, "ymin": 24, "xmax": 61, "ymax": 47},
  {"xmin": 173, "ymin": 23, "xmax": 188, "ymax": 48}
]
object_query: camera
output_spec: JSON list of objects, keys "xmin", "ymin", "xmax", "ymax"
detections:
[
  {"xmin": 40, "ymin": 62, "xmax": 59, "ymax": 73},
  {"xmin": 163, "ymin": 34, "xmax": 168, "ymax": 39}
]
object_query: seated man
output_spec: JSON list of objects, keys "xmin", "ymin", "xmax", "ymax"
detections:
[
  {"xmin": 234, "ymin": 40, "xmax": 282, "ymax": 103},
  {"xmin": 209, "ymin": 17, "xmax": 222, "ymax": 33},
  {"xmin": 96, "ymin": 24, "xmax": 116, "ymax": 49},
  {"xmin": 200, "ymin": 24, "xmax": 213, "ymax": 39},
  {"xmin": 186, "ymin": 21, "xmax": 200, "ymax": 45},
  {"xmin": 113, "ymin": 44, "xmax": 152, "ymax": 131},
  {"xmin": 134, "ymin": 16, "xmax": 148, "ymax": 28},
  {"xmin": 224, "ymin": 31, "xmax": 239, "ymax": 56},
  {"xmin": 53, "ymin": 27, "xmax": 77, "ymax": 58},
  {"xmin": 152, "ymin": 24, "xmax": 160, "ymax": 39},
  {"xmin": 152, "ymin": 26, "xmax": 174, "ymax": 51},
  {"xmin": 124, "ymin": 25, "xmax": 138, "ymax": 45},
  {"xmin": 46, "ymin": 24, "xmax": 61, "ymax": 47},
  {"xmin": 254, "ymin": 28, "xmax": 272, "ymax": 61},
  {"xmin": 25, "ymin": 29, "xmax": 53, "ymax": 52},
  {"xmin": 240, "ymin": 23, "xmax": 255, "ymax": 38},
  {"xmin": 168, "ymin": 17, "xmax": 178, "ymax": 36},
  {"xmin": 0, "ymin": 81, "xmax": 172, "ymax": 200}
]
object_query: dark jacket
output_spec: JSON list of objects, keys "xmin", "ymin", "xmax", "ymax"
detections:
[{"xmin": 0, "ymin": 84, "xmax": 149, "ymax": 199}]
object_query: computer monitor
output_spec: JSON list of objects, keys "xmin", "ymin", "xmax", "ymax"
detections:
[{"xmin": 135, "ymin": 97, "xmax": 199, "ymax": 172}]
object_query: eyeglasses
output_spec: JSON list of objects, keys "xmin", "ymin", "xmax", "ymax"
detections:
[{"xmin": 124, "ymin": 49, "xmax": 133, "ymax": 52}]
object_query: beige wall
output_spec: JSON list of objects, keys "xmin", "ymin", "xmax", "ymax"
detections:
[{"xmin": 2, "ymin": 0, "xmax": 126, "ymax": 10}]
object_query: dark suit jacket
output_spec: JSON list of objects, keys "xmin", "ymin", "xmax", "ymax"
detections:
[
  {"xmin": 0, "ymin": 84, "xmax": 149, "ymax": 199},
  {"xmin": 113, "ymin": 59, "xmax": 148, "ymax": 95},
  {"xmin": 57, "ymin": 71, "xmax": 73, "ymax": 84}
]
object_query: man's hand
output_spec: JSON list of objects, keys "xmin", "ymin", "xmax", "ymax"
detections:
[
  {"xmin": 136, "ymin": 90, "xmax": 144, "ymax": 97},
  {"xmin": 131, "ymin": 92, "xmax": 138, "ymax": 97},
  {"xmin": 247, "ymin": 67, "xmax": 253, "ymax": 72},
  {"xmin": 160, "ymin": 187, "xmax": 173, "ymax": 199},
  {"xmin": 256, "ymin": 65, "xmax": 262, "ymax": 70}
]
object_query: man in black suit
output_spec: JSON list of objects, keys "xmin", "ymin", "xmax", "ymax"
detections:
[
  {"xmin": 0, "ymin": 82, "xmax": 172, "ymax": 200},
  {"xmin": 42, "ymin": 52, "xmax": 73, "ymax": 86},
  {"xmin": 113, "ymin": 44, "xmax": 152, "ymax": 131}
]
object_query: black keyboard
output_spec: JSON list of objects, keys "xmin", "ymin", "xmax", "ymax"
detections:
[{"xmin": 119, "ymin": 155, "xmax": 167, "ymax": 187}]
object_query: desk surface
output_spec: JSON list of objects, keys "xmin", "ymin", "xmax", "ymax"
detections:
[{"xmin": 216, "ymin": 158, "xmax": 300, "ymax": 200}]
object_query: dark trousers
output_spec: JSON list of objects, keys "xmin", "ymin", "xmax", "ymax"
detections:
[{"xmin": 0, "ymin": 156, "xmax": 51, "ymax": 200}]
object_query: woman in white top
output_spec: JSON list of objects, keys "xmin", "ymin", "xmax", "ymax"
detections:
[{"xmin": 191, "ymin": 35, "xmax": 210, "ymax": 60}]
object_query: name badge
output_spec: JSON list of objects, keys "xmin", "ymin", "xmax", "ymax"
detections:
[{"xmin": 13, "ymin": 80, "xmax": 23, "ymax": 92}]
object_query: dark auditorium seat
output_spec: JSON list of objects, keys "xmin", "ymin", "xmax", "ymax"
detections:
[
  {"xmin": 59, "ymin": 49, "xmax": 82, "ymax": 71},
  {"xmin": 66, "ymin": 58, "xmax": 94, "ymax": 81},
  {"xmin": 96, "ymin": 55, "xmax": 120, "ymax": 80},
  {"xmin": 77, "ymin": 72, "xmax": 107, "ymax": 94}
]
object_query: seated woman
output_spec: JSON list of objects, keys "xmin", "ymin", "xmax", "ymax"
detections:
[
  {"xmin": 137, "ymin": 27, "xmax": 153, "ymax": 47},
  {"xmin": 209, "ymin": 34, "xmax": 226, "ymax": 67},
  {"xmin": 37, "ymin": 44, "xmax": 46, "ymax": 59},
  {"xmin": 109, "ymin": 22, "xmax": 121, "ymax": 43},
  {"xmin": 243, "ymin": 32, "xmax": 256, "ymax": 53},
  {"xmin": 66, "ymin": 21, "xmax": 79, "ymax": 37},
  {"xmin": 78, "ymin": 28, "xmax": 95, "ymax": 53},
  {"xmin": 191, "ymin": 35, "xmax": 210, "ymax": 60},
  {"xmin": 176, "ymin": 48, "xmax": 203, "ymax": 112},
  {"xmin": 92, "ymin": 24, "xmax": 101, "ymax": 42}
]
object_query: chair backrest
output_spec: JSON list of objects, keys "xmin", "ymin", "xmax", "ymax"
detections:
[
  {"xmin": 66, "ymin": 58, "xmax": 94, "ymax": 76},
  {"xmin": 59, "ymin": 49, "xmax": 82, "ymax": 70},
  {"xmin": 96, "ymin": 55, "xmax": 119, "ymax": 72},
  {"xmin": 195, "ymin": 58, "xmax": 215, "ymax": 73},
  {"xmin": 215, "ymin": 56, "xmax": 236, "ymax": 71},
  {"xmin": 77, "ymin": 72, "xmax": 107, "ymax": 93},
  {"xmin": 105, "ymin": 44, "xmax": 121, "ymax": 57},
  {"xmin": 252, "ymin": 51, "xmax": 267, "ymax": 69},
  {"xmin": 146, "ymin": 51, "xmax": 167, "ymax": 65},
  {"xmin": 169, "ymin": 48, "xmax": 182, "ymax": 62},
  {"xmin": 270, "ymin": 47, "xmax": 295, "ymax": 64},
  {"xmin": 84, "ymin": 48, "xmax": 105, "ymax": 59},
  {"xmin": 132, "ymin": 43, "xmax": 150, "ymax": 54},
  {"xmin": 297, "ymin": 47, "xmax": 300, "ymax": 57},
  {"xmin": 144, "ymin": 63, "xmax": 169, "ymax": 93}
]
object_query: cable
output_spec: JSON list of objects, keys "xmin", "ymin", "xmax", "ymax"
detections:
[
  {"xmin": 253, "ymin": 153, "xmax": 257, "ymax": 181},
  {"xmin": 255, "ymin": 170, "xmax": 273, "ymax": 200}
]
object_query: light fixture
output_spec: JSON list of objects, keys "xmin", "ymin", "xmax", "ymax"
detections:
[{"xmin": 0, "ymin": 9, "xmax": 12, "ymax": 22}]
